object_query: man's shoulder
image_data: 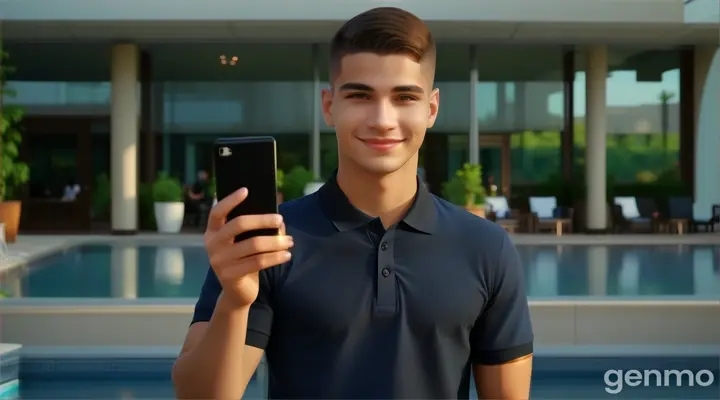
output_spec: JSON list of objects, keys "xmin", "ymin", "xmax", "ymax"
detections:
[
  {"xmin": 277, "ymin": 192, "xmax": 326, "ymax": 234},
  {"xmin": 432, "ymin": 195, "xmax": 511, "ymax": 256},
  {"xmin": 278, "ymin": 192, "xmax": 320, "ymax": 216}
]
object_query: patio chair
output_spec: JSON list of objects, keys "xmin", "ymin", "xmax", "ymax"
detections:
[
  {"xmin": 667, "ymin": 197, "xmax": 715, "ymax": 233},
  {"xmin": 613, "ymin": 196, "xmax": 653, "ymax": 233},
  {"xmin": 484, "ymin": 196, "xmax": 520, "ymax": 233},
  {"xmin": 528, "ymin": 196, "xmax": 572, "ymax": 235}
]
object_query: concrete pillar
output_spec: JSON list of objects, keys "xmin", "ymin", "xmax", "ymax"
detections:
[
  {"xmin": 584, "ymin": 45, "xmax": 608, "ymax": 231},
  {"xmin": 693, "ymin": 46, "xmax": 720, "ymax": 220},
  {"xmin": 311, "ymin": 44, "xmax": 322, "ymax": 180},
  {"xmin": 111, "ymin": 244, "xmax": 138, "ymax": 299},
  {"xmin": 469, "ymin": 45, "xmax": 479, "ymax": 164},
  {"xmin": 111, "ymin": 44, "xmax": 139, "ymax": 233}
]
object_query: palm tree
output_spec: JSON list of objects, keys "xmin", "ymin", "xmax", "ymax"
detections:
[{"xmin": 658, "ymin": 90, "xmax": 675, "ymax": 157}]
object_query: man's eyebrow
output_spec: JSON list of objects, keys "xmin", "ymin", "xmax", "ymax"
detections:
[
  {"xmin": 337, "ymin": 83, "xmax": 425, "ymax": 94},
  {"xmin": 338, "ymin": 82, "xmax": 373, "ymax": 92}
]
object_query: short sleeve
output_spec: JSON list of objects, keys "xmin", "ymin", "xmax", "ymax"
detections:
[
  {"xmin": 191, "ymin": 266, "xmax": 222, "ymax": 325},
  {"xmin": 190, "ymin": 266, "xmax": 275, "ymax": 351},
  {"xmin": 470, "ymin": 234, "xmax": 534, "ymax": 365},
  {"xmin": 245, "ymin": 269, "xmax": 275, "ymax": 350}
]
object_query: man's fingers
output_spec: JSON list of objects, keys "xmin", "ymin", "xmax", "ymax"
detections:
[
  {"xmin": 210, "ymin": 235, "xmax": 294, "ymax": 267},
  {"xmin": 216, "ymin": 251, "xmax": 292, "ymax": 281},
  {"xmin": 206, "ymin": 188, "xmax": 248, "ymax": 232},
  {"xmin": 211, "ymin": 213, "xmax": 284, "ymax": 246}
]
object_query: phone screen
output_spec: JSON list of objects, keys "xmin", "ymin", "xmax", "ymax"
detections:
[{"xmin": 214, "ymin": 136, "xmax": 279, "ymax": 241}]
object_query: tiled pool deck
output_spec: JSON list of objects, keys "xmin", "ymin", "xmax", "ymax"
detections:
[{"xmin": 5, "ymin": 232, "xmax": 720, "ymax": 273}]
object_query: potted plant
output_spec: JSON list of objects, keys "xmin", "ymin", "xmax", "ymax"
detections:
[
  {"xmin": 281, "ymin": 166, "xmax": 314, "ymax": 202},
  {"xmin": 152, "ymin": 172, "xmax": 185, "ymax": 233},
  {"xmin": 442, "ymin": 163, "xmax": 487, "ymax": 218},
  {"xmin": 0, "ymin": 51, "xmax": 30, "ymax": 243}
]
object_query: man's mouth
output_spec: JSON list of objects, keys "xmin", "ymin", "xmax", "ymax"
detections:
[{"xmin": 359, "ymin": 138, "xmax": 405, "ymax": 151}]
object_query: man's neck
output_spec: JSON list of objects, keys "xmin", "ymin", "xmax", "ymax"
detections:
[{"xmin": 336, "ymin": 161, "xmax": 419, "ymax": 228}]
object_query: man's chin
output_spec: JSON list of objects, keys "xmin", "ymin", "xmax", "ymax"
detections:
[{"xmin": 354, "ymin": 158, "xmax": 412, "ymax": 176}]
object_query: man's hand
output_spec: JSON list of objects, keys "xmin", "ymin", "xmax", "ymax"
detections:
[{"xmin": 205, "ymin": 187, "xmax": 293, "ymax": 307}]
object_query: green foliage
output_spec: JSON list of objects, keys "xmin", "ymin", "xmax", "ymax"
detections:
[
  {"xmin": 276, "ymin": 168, "xmax": 284, "ymax": 190},
  {"xmin": 91, "ymin": 173, "xmax": 111, "ymax": 219},
  {"xmin": 442, "ymin": 163, "xmax": 486, "ymax": 207},
  {"xmin": 152, "ymin": 172, "xmax": 184, "ymax": 202},
  {"xmin": 507, "ymin": 128, "xmax": 680, "ymax": 184},
  {"xmin": 0, "ymin": 51, "xmax": 30, "ymax": 201},
  {"xmin": 635, "ymin": 170, "xmax": 657, "ymax": 184},
  {"xmin": 282, "ymin": 166, "xmax": 314, "ymax": 201},
  {"xmin": 0, "ymin": 288, "xmax": 9, "ymax": 298},
  {"xmin": 208, "ymin": 176, "xmax": 216, "ymax": 198}
]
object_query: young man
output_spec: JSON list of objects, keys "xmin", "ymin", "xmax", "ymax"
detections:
[{"xmin": 172, "ymin": 7, "xmax": 533, "ymax": 399}]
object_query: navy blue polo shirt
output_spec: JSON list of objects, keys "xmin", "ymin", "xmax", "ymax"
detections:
[{"xmin": 192, "ymin": 173, "xmax": 533, "ymax": 399}]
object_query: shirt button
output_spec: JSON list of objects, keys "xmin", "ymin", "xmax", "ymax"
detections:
[
  {"xmin": 380, "ymin": 242, "xmax": 388, "ymax": 251},
  {"xmin": 381, "ymin": 268, "xmax": 391, "ymax": 277}
]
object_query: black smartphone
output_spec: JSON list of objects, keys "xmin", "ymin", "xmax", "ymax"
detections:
[{"xmin": 213, "ymin": 136, "xmax": 280, "ymax": 242}]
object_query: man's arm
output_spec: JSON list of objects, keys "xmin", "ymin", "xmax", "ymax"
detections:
[
  {"xmin": 172, "ymin": 267, "xmax": 274, "ymax": 399},
  {"xmin": 470, "ymin": 234, "xmax": 534, "ymax": 399}
]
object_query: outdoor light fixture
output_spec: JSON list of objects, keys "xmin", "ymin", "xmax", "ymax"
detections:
[{"xmin": 219, "ymin": 54, "xmax": 238, "ymax": 66}]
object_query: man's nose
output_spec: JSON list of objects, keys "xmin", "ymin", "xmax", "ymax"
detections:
[{"xmin": 368, "ymin": 99, "xmax": 398, "ymax": 131}]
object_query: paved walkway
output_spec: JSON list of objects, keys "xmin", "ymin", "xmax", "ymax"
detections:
[{"xmin": 3, "ymin": 232, "xmax": 720, "ymax": 272}]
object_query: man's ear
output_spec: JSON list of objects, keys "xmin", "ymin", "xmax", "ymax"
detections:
[
  {"xmin": 321, "ymin": 88, "xmax": 335, "ymax": 127},
  {"xmin": 427, "ymin": 87, "xmax": 439, "ymax": 129}
]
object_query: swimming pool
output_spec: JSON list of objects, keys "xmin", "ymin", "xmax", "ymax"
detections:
[
  {"xmin": 12, "ymin": 352, "xmax": 720, "ymax": 399},
  {"xmin": 1, "ymin": 244, "xmax": 718, "ymax": 299}
]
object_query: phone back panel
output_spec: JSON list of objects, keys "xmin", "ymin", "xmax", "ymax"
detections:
[{"xmin": 213, "ymin": 136, "xmax": 279, "ymax": 242}]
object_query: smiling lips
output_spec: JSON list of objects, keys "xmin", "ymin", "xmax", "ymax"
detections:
[{"xmin": 360, "ymin": 138, "xmax": 405, "ymax": 152}]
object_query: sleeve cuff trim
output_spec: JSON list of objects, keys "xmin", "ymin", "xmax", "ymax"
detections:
[{"xmin": 472, "ymin": 341, "xmax": 534, "ymax": 365}]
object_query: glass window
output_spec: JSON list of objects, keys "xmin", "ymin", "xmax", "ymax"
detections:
[
  {"xmin": 574, "ymin": 48, "xmax": 681, "ymax": 183},
  {"xmin": 477, "ymin": 46, "xmax": 565, "ymax": 186},
  {"xmin": 157, "ymin": 44, "xmax": 316, "ymax": 180}
]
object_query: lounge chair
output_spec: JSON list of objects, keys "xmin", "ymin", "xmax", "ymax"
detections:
[
  {"xmin": 485, "ymin": 196, "xmax": 520, "ymax": 232},
  {"xmin": 613, "ymin": 196, "xmax": 653, "ymax": 233},
  {"xmin": 529, "ymin": 196, "xmax": 572, "ymax": 235},
  {"xmin": 667, "ymin": 197, "xmax": 716, "ymax": 233}
]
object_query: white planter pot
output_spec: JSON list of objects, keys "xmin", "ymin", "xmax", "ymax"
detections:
[{"xmin": 154, "ymin": 202, "xmax": 185, "ymax": 233}]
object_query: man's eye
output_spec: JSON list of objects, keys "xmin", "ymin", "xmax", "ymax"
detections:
[
  {"xmin": 347, "ymin": 93, "xmax": 370, "ymax": 99},
  {"xmin": 398, "ymin": 95, "xmax": 418, "ymax": 101}
]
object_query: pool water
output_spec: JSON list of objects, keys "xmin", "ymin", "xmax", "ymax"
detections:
[
  {"xmin": 12, "ymin": 354, "xmax": 720, "ymax": 399},
  {"xmin": 16, "ymin": 376, "xmax": 719, "ymax": 399},
  {"xmin": 1, "ymin": 244, "xmax": 719, "ymax": 299},
  {"xmin": 17, "ymin": 378, "xmax": 263, "ymax": 399}
]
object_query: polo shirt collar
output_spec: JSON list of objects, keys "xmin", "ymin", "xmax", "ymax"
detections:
[{"xmin": 318, "ymin": 170, "xmax": 437, "ymax": 234}]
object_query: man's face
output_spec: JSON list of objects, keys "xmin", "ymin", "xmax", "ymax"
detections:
[{"xmin": 322, "ymin": 53, "xmax": 439, "ymax": 175}]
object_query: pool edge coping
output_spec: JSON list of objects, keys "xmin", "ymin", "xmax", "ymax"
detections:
[{"xmin": 17, "ymin": 344, "xmax": 720, "ymax": 359}]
